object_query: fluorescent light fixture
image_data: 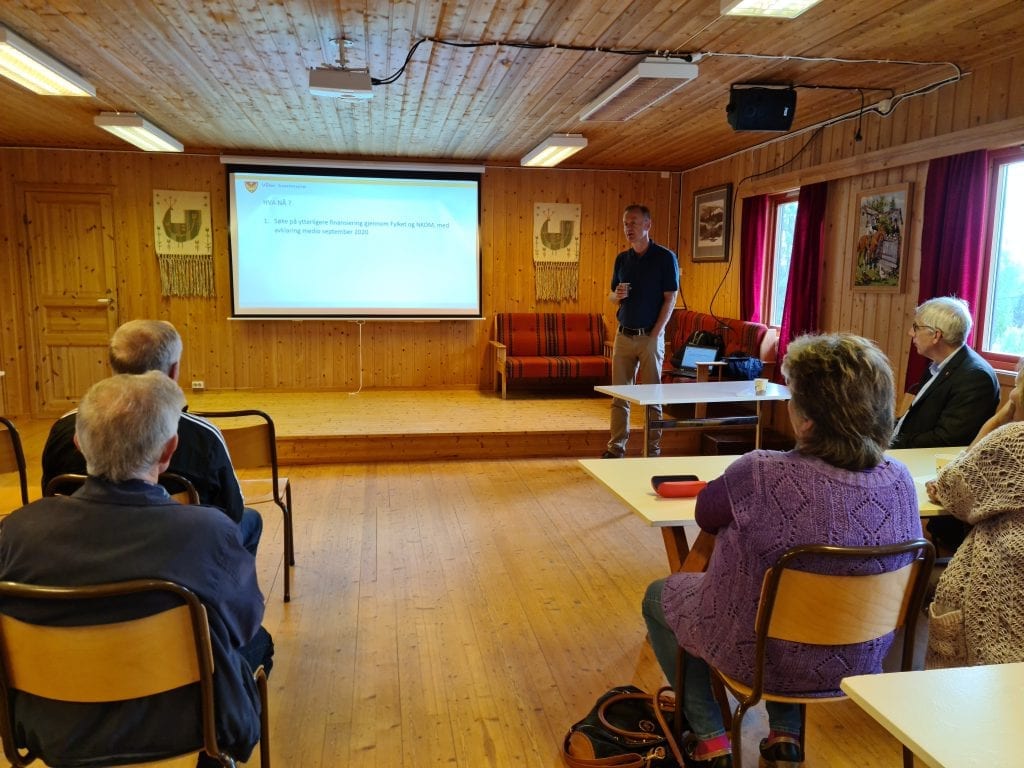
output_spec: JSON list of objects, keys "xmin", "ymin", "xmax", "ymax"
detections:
[
  {"xmin": 94, "ymin": 112, "xmax": 184, "ymax": 152},
  {"xmin": 579, "ymin": 57, "xmax": 699, "ymax": 122},
  {"xmin": 520, "ymin": 134, "xmax": 588, "ymax": 167},
  {"xmin": 0, "ymin": 24, "xmax": 95, "ymax": 96},
  {"xmin": 721, "ymin": 0, "xmax": 824, "ymax": 18}
]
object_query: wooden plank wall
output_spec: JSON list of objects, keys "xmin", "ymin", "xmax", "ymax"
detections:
[
  {"xmin": 0, "ymin": 154, "xmax": 677, "ymax": 416},
  {"xmin": 1, "ymin": 54, "xmax": 1023, "ymax": 416}
]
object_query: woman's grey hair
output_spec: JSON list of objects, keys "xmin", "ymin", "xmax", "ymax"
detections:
[
  {"xmin": 109, "ymin": 320, "xmax": 183, "ymax": 375},
  {"xmin": 76, "ymin": 372, "xmax": 185, "ymax": 482},
  {"xmin": 915, "ymin": 296, "xmax": 972, "ymax": 347},
  {"xmin": 781, "ymin": 333, "xmax": 895, "ymax": 471}
]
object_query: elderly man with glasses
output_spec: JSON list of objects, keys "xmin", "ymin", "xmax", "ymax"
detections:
[
  {"xmin": 892, "ymin": 296, "xmax": 1000, "ymax": 554},
  {"xmin": 892, "ymin": 296, "xmax": 999, "ymax": 450}
]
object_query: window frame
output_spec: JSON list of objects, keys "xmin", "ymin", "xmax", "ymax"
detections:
[
  {"xmin": 976, "ymin": 145, "xmax": 1024, "ymax": 370},
  {"xmin": 763, "ymin": 190, "xmax": 799, "ymax": 328}
]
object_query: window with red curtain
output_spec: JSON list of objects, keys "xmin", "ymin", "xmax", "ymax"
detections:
[
  {"xmin": 977, "ymin": 146, "xmax": 1024, "ymax": 366},
  {"xmin": 777, "ymin": 182, "xmax": 829, "ymax": 369},
  {"xmin": 905, "ymin": 150, "xmax": 990, "ymax": 390},
  {"xmin": 739, "ymin": 195, "xmax": 769, "ymax": 323},
  {"xmin": 739, "ymin": 192, "xmax": 797, "ymax": 327},
  {"xmin": 765, "ymin": 191, "xmax": 799, "ymax": 328}
]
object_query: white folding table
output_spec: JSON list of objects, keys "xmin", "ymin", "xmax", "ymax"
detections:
[{"xmin": 595, "ymin": 380, "xmax": 791, "ymax": 456}]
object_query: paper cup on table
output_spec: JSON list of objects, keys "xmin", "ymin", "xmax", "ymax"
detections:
[
  {"xmin": 753, "ymin": 377, "xmax": 768, "ymax": 395},
  {"xmin": 935, "ymin": 452, "xmax": 959, "ymax": 472}
]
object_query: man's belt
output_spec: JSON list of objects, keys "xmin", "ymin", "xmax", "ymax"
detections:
[{"xmin": 619, "ymin": 325, "xmax": 653, "ymax": 336}]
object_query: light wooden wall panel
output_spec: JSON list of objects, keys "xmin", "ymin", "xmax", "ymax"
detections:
[{"xmin": 679, "ymin": 54, "xmax": 1024, "ymax": 391}]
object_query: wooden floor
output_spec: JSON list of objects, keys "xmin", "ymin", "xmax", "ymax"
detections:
[
  {"xmin": 258, "ymin": 460, "xmax": 914, "ymax": 767},
  {"xmin": 0, "ymin": 393, "xmax": 916, "ymax": 767}
]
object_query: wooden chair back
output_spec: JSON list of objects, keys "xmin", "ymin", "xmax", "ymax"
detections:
[
  {"xmin": 708, "ymin": 539, "xmax": 935, "ymax": 768},
  {"xmin": 0, "ymin": 416, "xmax": 29, "ymax": 507},
  {"xmin": 192, "ymin": 409, "xmax": 294, "ymax": 602},
  {"xmin": 192, "ymin": 410, "xmax": 280, "ymax": 484},
  {"xmin": 0, "ymin": 579, "xmax": 224, "ymax": 767},
  {"xmin": 762, "ymin": 559, "xmax": 921, "ymax": 647},
  {"xmin": 43, "ymin": 473, "xmax": 200, "ymax": 505}
]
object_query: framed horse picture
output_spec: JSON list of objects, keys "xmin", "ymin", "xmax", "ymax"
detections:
[{"xmin": 850, "ymin": 183, "xmax": 911, "ymax": 292}]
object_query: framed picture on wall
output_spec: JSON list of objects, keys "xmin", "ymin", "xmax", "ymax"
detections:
[
  {"xmin": 851, "ymin": 183, "xmax": 912, "ymax": 292},
  {"xmin": 692, "ymin": 184, "xmax": 732, "ymax": 262}
]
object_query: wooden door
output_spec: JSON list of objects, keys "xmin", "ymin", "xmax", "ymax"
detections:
[{"xmin": 22, "ymin": 189, "xmax": 119, "ymax": 416}]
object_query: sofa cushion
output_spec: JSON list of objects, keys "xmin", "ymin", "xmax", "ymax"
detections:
[{"xmin": 505, "ymin": 356, "xmax": 611, "ymax": 379}]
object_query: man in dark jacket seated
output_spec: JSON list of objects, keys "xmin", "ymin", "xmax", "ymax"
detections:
[
  {"xmin": 891, "ymin": 296, "xmax": 1000, "ymax": 552},
  {"xmin": 0, "ymin": 371, "xmax": 273, "ymax": 766},
  {"xmin": 40, "ymin": 319, "xmax": 262, "ymax": 556}
]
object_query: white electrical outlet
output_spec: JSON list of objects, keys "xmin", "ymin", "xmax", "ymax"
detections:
[{"xmin": 191, "ymin": 380, "xmax": 205, "ymax": 390}]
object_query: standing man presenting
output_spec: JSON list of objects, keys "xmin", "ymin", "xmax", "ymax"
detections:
[{"xmin": 603, "ymin": 204, "xmax": 679, "ymax": 458}]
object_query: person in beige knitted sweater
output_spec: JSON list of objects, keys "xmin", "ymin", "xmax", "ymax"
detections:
[{"xmin": 925, "ymin": 357, "xmax": 1024, "ymax": 668}]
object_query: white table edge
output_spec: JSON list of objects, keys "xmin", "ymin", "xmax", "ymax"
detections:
[{"xmin": 840, "ymin": 674, "xmax": 943, "ymax": 768}]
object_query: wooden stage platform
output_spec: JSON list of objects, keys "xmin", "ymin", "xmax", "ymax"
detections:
[
  {"xmin": 192, "ymin": 388, "xmax": 641, "ymax": 463},
  {"xmin": 6, "ymin": 387, "xmax": 745, "ymax": 470}
]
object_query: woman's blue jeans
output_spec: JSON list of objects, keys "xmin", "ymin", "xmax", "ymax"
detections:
[{"xmin": 642, "ymin": 578, "xmax": 802, "ymax": 739}]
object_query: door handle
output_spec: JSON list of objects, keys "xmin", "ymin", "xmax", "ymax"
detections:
[{"xmin": 96, "ymin": 298, "xmax": 114, "ymax": 305}]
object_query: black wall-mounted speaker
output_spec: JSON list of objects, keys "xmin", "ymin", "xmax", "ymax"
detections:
[{"xmin": 726, "ymin": 87, "xmax": 797, "ymax": 131}]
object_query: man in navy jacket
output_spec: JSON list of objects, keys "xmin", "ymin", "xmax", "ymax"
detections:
[{"xmin": 0, "ymin": 372, "xmax": 272, "ymax": 765}]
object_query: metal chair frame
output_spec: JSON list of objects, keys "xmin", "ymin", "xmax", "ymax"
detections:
[
  {"xmin": 43, "ymin": 472, "xmax": 201, "ymax": 505},
  {"xmin": 0, "ymin": 417, "xmax": 29, "ymax": 507}
]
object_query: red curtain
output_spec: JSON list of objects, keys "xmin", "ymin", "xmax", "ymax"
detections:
[
  {"xmin": 740, "ymin": 195, "xmax": 770, "ymax": 323},
  {"xmin": 776, "ymin": 182, "xmax": 829, "ymax": 374},
  {"xmin": 904, "ymin": 150, "xmax": 990, "ymax": 389}
]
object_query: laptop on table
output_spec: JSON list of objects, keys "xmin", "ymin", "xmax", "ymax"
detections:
[{"xmin": 672, "ymin": 344, "xmax": 721, "ymax": 378}]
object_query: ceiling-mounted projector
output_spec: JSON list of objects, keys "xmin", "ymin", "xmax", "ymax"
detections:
[{"xmin": 308, "ymin": 68, "xmax": 373, "ymax": 99}]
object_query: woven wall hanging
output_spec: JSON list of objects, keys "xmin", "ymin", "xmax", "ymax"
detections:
[
  {"xmin": 153, "ymin": 189, "xmax": 214, "ymax": 297},
  {"xmin": 533, "ymin": 202, "xmax": 581, "ymax": 302}
]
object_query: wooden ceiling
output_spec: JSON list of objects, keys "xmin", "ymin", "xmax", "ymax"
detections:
[{"xmin": 1, "ymin": 0, "xmax": 1022, "ymax": 171}]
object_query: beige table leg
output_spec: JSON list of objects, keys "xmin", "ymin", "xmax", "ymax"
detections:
[
  {"xmin": 643, "ymin": 404, "xmax": 652, "ymax": 457},
  {"xmin": 661, "ymin": 527, "xmax": 715, "ymax": 573}
]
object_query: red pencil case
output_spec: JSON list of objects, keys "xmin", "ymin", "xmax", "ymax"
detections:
[{"xmin": 655, "ymin": 480, "xmax": 707, "ymax": 498}]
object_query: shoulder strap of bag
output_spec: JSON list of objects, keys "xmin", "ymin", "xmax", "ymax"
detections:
[
  {"xmin": 596, "ymin": 691, "xmax": 668, "ymax": 743},
  {"xmin": 652, "ymin": 687, "xmax": 684, "ymax": 765},
  {"xmin": 561, "ymin": 748, "xmax": 652, "ymax": 768},
  {"xmin": 562, "ymin": 688, "xmax": 684, "ymax": 768}
]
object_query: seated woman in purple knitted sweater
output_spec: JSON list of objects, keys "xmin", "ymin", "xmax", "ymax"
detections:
[{"xmin": 642, "ymin": 334, "xmax": 922, "ymax": 768}]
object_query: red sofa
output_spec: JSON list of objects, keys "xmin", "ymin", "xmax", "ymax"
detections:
[
  {"xmin": 491, "ymin": 313, "xmax": 612, "ymax": 398},
  {"xmin": 663, "ymin": 309, "xmax": 778, "ymax": 382}
]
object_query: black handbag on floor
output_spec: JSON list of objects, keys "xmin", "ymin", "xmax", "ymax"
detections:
[{"xmin": 562, "ymin": 685, "xmax": 683, "ymax": 768}]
